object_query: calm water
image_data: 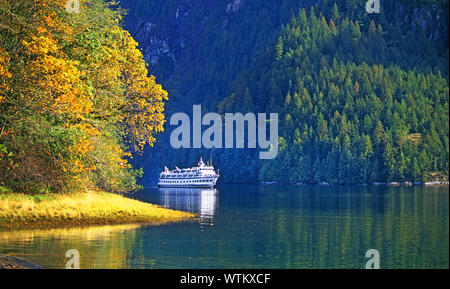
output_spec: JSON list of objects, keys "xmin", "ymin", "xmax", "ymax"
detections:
[{"xmin": 0, "ymin": 185, "xmax": 448, "ymax": 269}]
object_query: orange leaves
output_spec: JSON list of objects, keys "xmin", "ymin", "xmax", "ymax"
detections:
[
  {"xmin": 1, "ymin": 0, "xmax": 167, "ymax": 193},
  {"xmin": 22, "ymin": 28, "xmax": 93, "ymax": 117},
  {"xmin": 22, "ymin": 34, "xmax": 58, "ymax": 54},
  {"xmin": 66, "ymin": 123, "xmax": 100, "ymax": 175},
  {"xmin": 0, "ymin": 49, "xmax": 11, "ymax": 104}
]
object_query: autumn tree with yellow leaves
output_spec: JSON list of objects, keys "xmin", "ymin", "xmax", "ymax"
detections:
[{"xmin": 0, "ymin": 0, "xmax": 167, "ymax": 193}]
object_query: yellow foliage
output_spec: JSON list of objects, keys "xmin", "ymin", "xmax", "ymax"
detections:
[
  {"xmin": 119, "ymin": 31, "xmax": 168, "ymax": 151},
  {"xmin": 0, "ymin": 49, "xmax": 11, "ymax": 103},
  {"xmin": 0, "ymin": 0, "xmax": 168, "ymax": 193},
  {"xmin": 22, "ymin": 33, "xmax": 92, "ymax": 116}
]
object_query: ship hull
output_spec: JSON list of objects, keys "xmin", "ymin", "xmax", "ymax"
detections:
[
  {"xmin": 157, "ymin": 183, "xmax": 216, "ymax": 188},
  {"xmin": 157, "ymin": 177, "xmax": 218, "ymax": 188}
]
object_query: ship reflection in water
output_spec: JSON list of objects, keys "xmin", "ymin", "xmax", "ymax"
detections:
[{"xmin": 158, "ymin": 188, "xmax": 218, "ymax": 225}]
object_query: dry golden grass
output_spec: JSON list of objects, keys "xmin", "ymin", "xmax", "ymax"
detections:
[{"xmin": 0, "ymin": 190, "xmax": 196, "ymax": 230}]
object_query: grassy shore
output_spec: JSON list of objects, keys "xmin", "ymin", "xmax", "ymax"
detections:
[{"xmin": 0, "ymin": 190, "xmax": 195, "ymax": 230}]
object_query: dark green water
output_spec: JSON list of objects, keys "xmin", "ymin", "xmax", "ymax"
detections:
[{"xmin": 0, "ymin": 185, "xmax": 448, "ymax": 269}]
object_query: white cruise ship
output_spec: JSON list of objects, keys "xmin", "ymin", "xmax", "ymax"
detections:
[{"xmin": 158, "ymin": 158, "xmax": 219, "ymax": 188}]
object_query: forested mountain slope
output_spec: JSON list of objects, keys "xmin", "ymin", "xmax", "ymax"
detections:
[{"xmin": 119, "ymin": 0, "xmax": 449, "ymax": 185}]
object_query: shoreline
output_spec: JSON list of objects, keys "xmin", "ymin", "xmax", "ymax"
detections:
[
  {"xmin": 259, "ymin": 181, "xmax": 449, "ymax": 186},
  {"xmin": 0, "ymin": 190, "xmax": 196, "ymax": 231}
]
